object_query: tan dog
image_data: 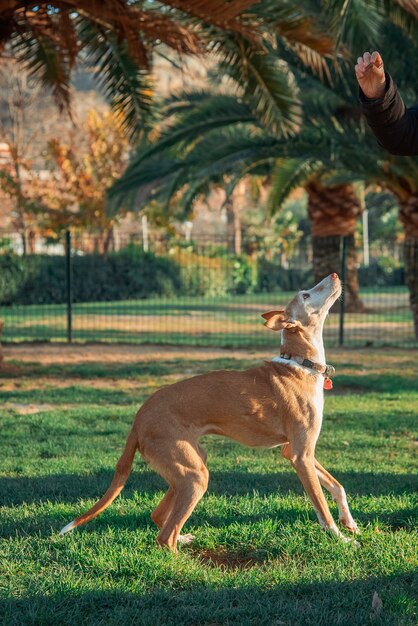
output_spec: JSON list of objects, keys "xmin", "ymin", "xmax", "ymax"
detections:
[{"xmin": 60, "ymin": 273, "xmax": 359, "ymax": 551}]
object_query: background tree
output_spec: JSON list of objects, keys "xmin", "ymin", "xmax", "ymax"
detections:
[
  {"xmin": 0, "ymin": 58, "xmax": 57, "ymax": 253},
  {"xmin": 43, "ymin": 109, "xmax": 129, "ymax": 254},
  {"xmin": 111, "ymin": 1, "xmax": 418, "ymax": 315},
  {"xmin": 0, "ymin": 0, "xmax": 306, "ymax": 139}
]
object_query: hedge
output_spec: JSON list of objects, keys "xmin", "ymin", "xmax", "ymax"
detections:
[
  {"xmin": 0, "ymin": 246, "xmax": 182, "ymax": 305},
  {"xmin": 0, "ymin": 246, "xmax": 256, "ymax": 305},
  {"xmin": 0, "ymin": 246, "xmax": 405, "ymax": 306}
]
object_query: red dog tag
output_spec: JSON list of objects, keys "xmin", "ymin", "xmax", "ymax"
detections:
[{"xmin": 324, "ymin": 378, "xmax": 333, "ymax": 390}]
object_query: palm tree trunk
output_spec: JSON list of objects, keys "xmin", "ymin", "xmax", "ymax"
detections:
[
  {"xmin": 20, "ymin": 230, "xmax": 27, "ymax": 256},
  {"xmin": 28, "ymin": 229, "xmax": 36, "ymax": 254},
  {"xmin": 225, "ymin": 199, "xmax": 242, "ymax": 255},
  {"xmin": 307, "ymin": 181, "xmax": 365, "ymax": 312},
  {"xmin": 399, "ymin": 197, "xmax": 418, "ymax": 339},
  {"xmin": 234, "ymin": 209, "xmax": 242, "ymax": 256},
  {"xmin": 0, "ymin": 319, "xmax": 3, "ymax": 364},
  {"xmin": 102, "ymin": 227, "xmax": 114, "ymax": 258}
]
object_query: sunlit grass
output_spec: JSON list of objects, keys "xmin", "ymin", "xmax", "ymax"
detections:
[
  {"xmin": 0, "ymin": 349, "xmax": 417, "ymax": 625},
  {"xmin": 0, "ymin": 287, "xmax": 415, "ymax": 347}
]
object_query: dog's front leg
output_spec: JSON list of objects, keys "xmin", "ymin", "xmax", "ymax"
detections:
[
  {"xmin": 314, "ymin": 459, "xmax": 360, "ymax": 534},
  {"xmin": 289, "ymin": 452, "xmax": 352, "ymax": 542}
]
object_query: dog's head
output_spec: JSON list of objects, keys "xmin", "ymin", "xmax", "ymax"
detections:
[{"xmin": 261, "ymin": 273, "xmax": 341, "ymax": 334}]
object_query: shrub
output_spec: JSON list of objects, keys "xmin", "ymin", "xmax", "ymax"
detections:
[
  {"xmin": 230, "ymin": 255, "xmax": 256, "ymax": 294},
  {"xmin": 0, "ymin": 246, "xmax": 182, "ymax": 305},
  {"xmin": 358, "ymin": 260, "xmax": 404, "ymax": 287},
  {"xmin": 4, "ymin": 246, "xmax": 403, "ymax": 306},
  {"xmin": 173, "ymin": 250, "xmax": 256, "ymax": 296},
  {"xmin": 256, "ymin": 258, "xmax": 313, "ymax": 292},
  {"xmin": 0, "ymin": 253, "xmax": 26, "ymax": 305}
]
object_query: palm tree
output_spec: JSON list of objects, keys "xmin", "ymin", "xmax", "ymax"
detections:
[
  {"xmin": 400, "ymin": 198, "xmax": 418, "ymax": 338},
  {"xmin": 110, "ymin": 1, "xmax": 418, "ymax": 318},
  {"xmin": 110, "ymin": 89, "xmax": 366, "ymax": 310},
  {"xmin": 109, "ymin": 49, "xmax": 368, "ymax": 307},
  {"xmin": 110, "ymin": 0, "xmax": 344, "ymax": 198},
  {"xmin": 306, "ymin": 181, "xmax": 364, "ymax": 311},
  {"xmin": 0, "ymin": 0, "xmax": 264, "ymax": 138},
  {"xmin": 341, "ymin": 156, "xmax": 418, "ymax": 338},
  {"xmin": 270, "ymin": 115, "xmax": 418, "ymax": 331}
]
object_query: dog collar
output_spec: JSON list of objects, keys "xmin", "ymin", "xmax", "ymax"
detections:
[{"xmin": 277, "ymin": 353, "xmax": 335, "ymax": 389}]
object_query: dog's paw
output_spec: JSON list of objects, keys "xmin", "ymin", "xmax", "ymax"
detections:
[
  {"xmin": 178, "ymin": 533, "xmax": 195, "ymax": 545},
  {"xmin": 326, "ymin": 523, "xmax": 359, "ymax": 546},
  {"xmin": 339, "ymin": 517, "xmax": 360, "ymax": 534},
  {"xmin": 341, "ymin": 534, "xmax": 360, "ymax": 546}
]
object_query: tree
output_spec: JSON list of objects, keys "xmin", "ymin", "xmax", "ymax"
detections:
[
  {"xmin": 109, "ymin": 0, "xmax": 418, "ymax": 318},
  {"xmin": 108, "ymin": 0, "xmax": 344, "ymax": 209},
  {"xmin": 44, "ymin": 109, "xmax": 130, "ymax": 253},
  {"xmin": 344, "ymin": 156, "xmax": 418, "ymax": 337},
  {"xmin": 0, "ymin": 58, "xmax": 56, "ymax": 253},
  {"xmin": 306, "ymin": 181, "xmax": 364, "ymax": 311},
  {"xmin": 0, "ymin": 0, "xmax": 308, "ymax": 139},
  {"xmin": 109, "ymin": 89, "xmax": 369, "ymax": 308}
]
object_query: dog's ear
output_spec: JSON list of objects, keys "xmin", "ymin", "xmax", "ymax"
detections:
[{"xmin": 261, "ymin": 310, "xmax": 301, "ymax": 331}]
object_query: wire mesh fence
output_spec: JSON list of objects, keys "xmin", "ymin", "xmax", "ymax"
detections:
[{"xmin": 0, "ymin": 230, "xmax": 415, "ymax": 349}]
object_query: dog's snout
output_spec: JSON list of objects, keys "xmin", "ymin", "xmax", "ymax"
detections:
[{"xmin": 331, "ymin": 273, "xmax": 338, "ymax": 280}]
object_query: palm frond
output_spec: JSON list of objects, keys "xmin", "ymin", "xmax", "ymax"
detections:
[
  {"xmin": 177, "ymin": 177, "xmax": 215, "ymax": 216},
  {"xmin": 251, "ymin": 1, "xmax": 339, "ymax": 68},
  {"xmin": 109, "ymin": 153, "xmax": 184, "ymax": 204},
  {"xmin": 164, "ymin": 0, "xmax": 260, "ymax": 41},
  {"xmin": 270, "ymin": 1, "xmax": 340, "ymax": 82},
  {"xmin": 11, "ymin": 29, "xmax": 72, "ymax": 111},
  {"xmin": 213, "ymin": 37, "xmax": 302, "ymax": 137},
  {"xmin": 158, "ymin": 168, "xmax": 190, "ymax": 214},
  {"xmin": 266, "ymin": 158, "xmax": 323, "ymax": 214},
  {"xmin": 162, "ymin": 90, "xmax": 219, "ymax": 116},
  {"xmin": 1, "ymin": 0, "xmax": 261, "ymax": 133},
  {"xmin": 121, "ymin": 94, "xmax": 257, "ymax": 179},
  {"xmin": 322, "ymin": 0, "xmax": 384, "ymax": 51},
  {"xmin": 182, "ymin": 127, "xmax": 279, "ymax": 180},
  {"xmin": 378, "ymin": 21, "xmax": 418, "ymax": 97},
  {"xmin": 78, "ymin": 21, "xmax": 154, "ymax": 141},
  {"xmin": 393, "ymin": 0, "xmax": 418, "ymax": 19},
  {"xmin": 383, "ymin": 0, "xmax": 418, "ymax": 39}
]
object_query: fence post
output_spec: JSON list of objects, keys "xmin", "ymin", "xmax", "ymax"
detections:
[
  {"xmin": 65, "ymin": 230, "xmax": 72, "ymax": 343},
  {"xmin": 339, "ymin": 235, "xmax": 347, "ymax": 347}
]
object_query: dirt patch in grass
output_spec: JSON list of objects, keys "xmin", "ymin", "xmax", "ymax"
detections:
[
  {"xmin": 2, "ymin": 343, "xmax": 415, "ymax": 367},
  {"xmin": 197, "ymin": 549, "xmax": 262, "ymax": 570},
  {"xmin": 2, "ymin": 344, "xmax": 416, "ymax": 391},
  {"xmin": 2, "ymin": 343, "xmax": 268, "ymax": 365},
  {"xmin": 7, "ymin": 402, "xmax": 55, "ymax": 414},
  {"xmin": 0, "ymin": 374, "xmax": 183, "ymax": 392},
  {"xmin": 22, "ymin": 315, "xmax": 259, "ymax": 333}
]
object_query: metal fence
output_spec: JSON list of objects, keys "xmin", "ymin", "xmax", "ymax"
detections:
[{"xmin": 0, "ymin": 230, "xmax": 415, "ymax": 349}]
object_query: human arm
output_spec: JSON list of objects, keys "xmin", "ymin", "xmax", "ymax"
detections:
[{"xmin": 355, "ymin": 51, "xmax": 418, "ymax": 156}]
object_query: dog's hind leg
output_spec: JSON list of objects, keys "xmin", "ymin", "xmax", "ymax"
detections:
[
  {"xmin": 144, "ymin": 439, "xmax": 209, "ymax": 552},
  {"xmin": 151, "ymin": 487, "xmax": 176, "ymax": 529},
  {"xmin": 157, "ymin": 467, "xmax": 208, "ymax": 551},
  {"xmin": 313, "ymin": 459, "xmax": 360, "ymax": 534}
]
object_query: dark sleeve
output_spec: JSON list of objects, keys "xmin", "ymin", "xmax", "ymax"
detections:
[{"xmin": 359, "ymin": 72, "xmax": 418, "ymax": 156}]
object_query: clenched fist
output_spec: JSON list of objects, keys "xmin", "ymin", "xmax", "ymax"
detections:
[{"xmin": 355, "ymin": 51, "xmax": 386, "ymax": 99}]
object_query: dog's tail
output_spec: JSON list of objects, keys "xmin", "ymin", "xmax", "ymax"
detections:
[{"xmin": 59, "ymin": 429, "xmax": 138, "ymax": 535}]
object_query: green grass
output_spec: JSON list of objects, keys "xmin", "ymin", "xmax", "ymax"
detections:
[
  {"xmin": 0, "ymin": 287, "xmax": 415, "ymax": 347},
  {"xmin": 1, "ymin": 349, "xmax": 417, "ymax": 625}
]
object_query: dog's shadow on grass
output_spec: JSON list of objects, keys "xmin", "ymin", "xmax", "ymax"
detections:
[
  {"xmin": 1, "ymin": 573, "xmax": 416, "ymax": 626},
  {"xmin": 1, "ymin": 468, "xmax": 416, "ymax": 506},
  {"xmin": 1, "ymin": 469, "xmax": 416, "ymax": 538}
]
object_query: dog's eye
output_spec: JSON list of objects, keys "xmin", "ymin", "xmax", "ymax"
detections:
[{"xmin": 303, "ymin": 293, "xmax": 310, "ymax": 300}]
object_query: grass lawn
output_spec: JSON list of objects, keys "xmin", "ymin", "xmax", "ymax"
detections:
[
  {"xmin": 0, "ymin": 287, "xmax": 415, "ymax": 347},
  {"xmin": 0, "ymin": 345, "xmax": 417, "ymax": 625}
]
